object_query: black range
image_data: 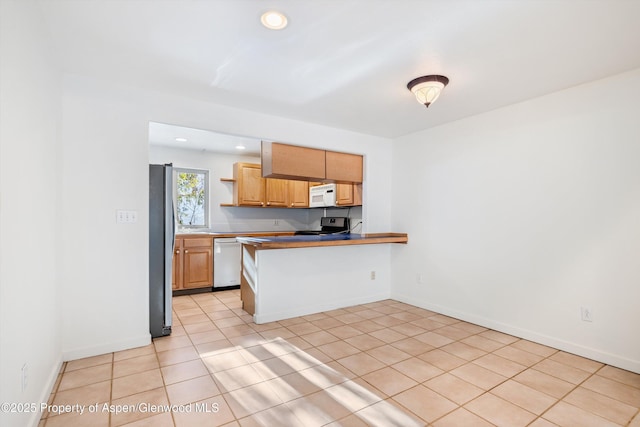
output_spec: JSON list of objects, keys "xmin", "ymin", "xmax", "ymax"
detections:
[{"xmin": 294, "ymin": 216, "xmax": 350, "ymax": 235}]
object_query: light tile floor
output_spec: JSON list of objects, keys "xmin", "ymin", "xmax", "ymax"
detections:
[{"xmin": 40, "ymin": 290, "xmax": 640, "ymax": 426}]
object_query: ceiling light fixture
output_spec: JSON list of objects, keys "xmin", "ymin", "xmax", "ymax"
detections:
[
  {"xmin": 261, "ymin": 11, "xmax": 288, "ymax": 30},
  {"xmin": 407, "ymin": 75, "xmax": 450, "ymax": 108},
  {"xmin": 175, "ymin": 137, "xmax": 188, "ymax": 142},
  {"xmin": 235, "ymin": 145, "xmax": 246, "ymax": 150}
]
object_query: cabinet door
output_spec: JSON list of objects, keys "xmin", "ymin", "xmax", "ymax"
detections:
[
  {"xmin": 335, "ymin": 183, "xmax": 354, "ymax": 206},
  {"xmin": 262, "ymin": 141, "xmax": 326, "ymax": 180},
  {"xmin": 237, "ymin": 164, "xmax": 265, "ymax": 206},
  {"xmin": 172, "ymin": 239, "xmax": 183, "ymax": 290},
  {"xmin": 265, "ymin": 178, "xmax": 289, "ymax": 207},
  {"xmin": 183, "ymin": 246, "xmax": 213, "ymax": 289},
  {"xmin": 288, "ymin": 180, "xmax": 309, "ymax": 207},
  {"xmin": 326, "ymin": 151, "xmax": 363, "ymax": 183},
  {"xmin": 353, "ymin": 183, "xmax": 362, "ymax": 206},
  {"xmin": 181, "ymin": 237, "xmax": 213, "ymax": 289}
]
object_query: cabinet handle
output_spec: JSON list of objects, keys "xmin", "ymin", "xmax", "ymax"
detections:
[
  {"xmin": 291, "ymin": 203, "xmax": 294, "ymax": 207},
  {"xmin": 267, "ymin": 202, "xmax": 270, "ymax": 206},
  {"xmin": 185, "ymin": 250, "xmax": 189, "ymax": 254},
  {"xmin": 175, "ymin": 250, "xmax": 180, "ymax": 254},
  {"xmin": 261, "ymin": 202, "xmax": 264, "ymax": 206}
]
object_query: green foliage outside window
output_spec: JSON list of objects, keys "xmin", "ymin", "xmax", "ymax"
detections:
[{"xmin": 175, "ymin": 169, "xmax": 208, "ymax": 227}]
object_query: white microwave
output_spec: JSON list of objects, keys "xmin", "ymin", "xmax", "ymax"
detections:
[{"xmin": 309, "ymin": 184, "xmax": 336, "ymax": 207}]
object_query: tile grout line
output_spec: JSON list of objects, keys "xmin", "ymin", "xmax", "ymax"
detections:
[
  {"xmin": 152, "ymin": 324, "xmax": 176, "ymax": 427},
  {"xmin": 50, "ymin": 291, "xmax": 640, "ymax": 427},
  {"xmin": 414, "ymin": 325, "xmax": 519, "ymax": 426}
]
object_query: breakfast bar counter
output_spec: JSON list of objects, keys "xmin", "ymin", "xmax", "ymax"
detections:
[
  {"xmin": 235, "ymin": 233, "xmax": 408, "ymax": 249},
  {"xmin": 237, "ymin": 232, "xmax": 408, "ymax": 323}
]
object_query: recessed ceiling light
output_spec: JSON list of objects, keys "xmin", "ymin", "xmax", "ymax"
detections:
[
  {"xmin": 235, "ymin": 145, "xmax": 246, "ymax": 150},
  {"xmin": 175, "ymin": 137, "xmax": 188, "ymax": 142},
  {"xmin": 261, "ymin": 11, "xmax": 288, "ymax": 30}
]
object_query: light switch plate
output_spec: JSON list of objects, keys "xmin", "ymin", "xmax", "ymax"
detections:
[{"xmin": 116, "ymin": 210, "xmax": 138, "ymax": 224}]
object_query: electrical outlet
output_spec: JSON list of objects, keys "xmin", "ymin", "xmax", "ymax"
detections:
[
  {"xmin": 274, "ymin": 219, "xmax": 280, "ymax": 226},
  {"xmin": 581, "ymin": 306, "xmax": 593, "ymax": 322},
  {"xmin": 370, "ymin": 271, "xmax": 376, "ymax": 280},
  {"xmin": 416, "ymin": 273, "xmax": 424, "ymax": 284},
  {"xmin": 21, "ymin": 363, "xmax": 28, "ymax": 392}
]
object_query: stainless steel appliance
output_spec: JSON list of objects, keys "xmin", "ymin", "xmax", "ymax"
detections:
[
  {"xmin": 149, "ymin": 163, "xmax": 174, "ymax": 338},
  {"xmin": 309, "ymin": 183, "xmax": 337, "ymax": 207},
  {"xmin": 295, "ymin": 216, "xmax": 350, "ymax": 235},
  {"xmin": 214, "ymin": 238, "xmax": 241, "ymax": 288}
]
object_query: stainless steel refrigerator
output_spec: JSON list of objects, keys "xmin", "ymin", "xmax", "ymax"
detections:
[{"xmin": 149, "ymin": 163, "xmax": 174, "ymax": 338}]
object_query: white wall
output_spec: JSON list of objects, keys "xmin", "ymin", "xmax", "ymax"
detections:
[
  {"xmin": 0, "ymin": 2, "xmax": 63, "ymax": 426},
  {"xmin": 59, "ymin": 74, "xmax": 393, "ymax": 361},
  {"xmin": 391, "ymin": 69, "xmax": 640, "ymax": 373},
  {"xmin": 149, "ymin": 146, "xmax": 310, "ymax": 232},
  {"xmin": 255, "ymin": 244, "xmax": 391, "ymax": 323},
  {"xmin": 59, "ymin": 79, "xmax": 153, "ymax": 360}
]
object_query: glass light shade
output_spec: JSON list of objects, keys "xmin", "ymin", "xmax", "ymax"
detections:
[
  {"xmin": 407, "ymin": 75, "xmax": 449, "ymax": 108},
  {"xmin": 411, "ymin": 81, "xmax": 445, "ymax": 106}
]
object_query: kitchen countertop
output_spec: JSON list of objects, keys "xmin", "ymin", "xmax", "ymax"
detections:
[
  {"xmin": 236, "ymin": 233, "xmax": 408, "ymax": 249},
  {"xmin": 176, "ymin": 231, "xmax": 296, "ymax": 238}
]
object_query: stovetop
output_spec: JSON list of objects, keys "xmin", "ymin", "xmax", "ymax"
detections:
[{"xmin": 294, "ymin": 216, "xmax": 350, "ymax": 236}]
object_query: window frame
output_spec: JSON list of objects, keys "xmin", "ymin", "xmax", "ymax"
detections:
[{"xmin": 173, "ymin": 167, "xmax": 210, "ymax": 230}]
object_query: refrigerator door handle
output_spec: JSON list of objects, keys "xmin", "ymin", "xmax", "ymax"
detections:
[{"xmin": 163, "ymin": 164, "xmax": 174, "ymax": 330}]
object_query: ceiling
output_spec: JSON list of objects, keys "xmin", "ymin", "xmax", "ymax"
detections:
[
  {"xmin": 40, "ymin": 0, "xmax": 640, "ymax": 139},
  {"xmin": 149, "ymin": 122, "xmax": 262, "ymax": 155}
]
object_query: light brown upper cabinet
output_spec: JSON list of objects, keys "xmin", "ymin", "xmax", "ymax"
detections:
[
  {"xmin": 353, "ymin": 183, "xmax": 363, "ymax": 206},
  {"xmin": 234, "ymin": 162, "xmax": 265, "ymax": 206},
  {"xmin": 225, "ymin": 163, "xmax": 311, "ymax": 208},
  {"xmin": 325, "ymin": 151, "xmax": 363, "ymax": 183},
  {"xmin": 261, "ymin": 141, "xmax": 363, "ymax": 184},
  {"xmin": 288, "ymin": 180, "xmax": 310, "ymax": 207},
  {"xmin": 335, "ymin": 183, "xmax": 354, "ymax": 206},
  {"xmin": 335, "ymin": 183, "xmax": 363, "ymax": 207},
  {"xmin": 262, "ymin": 141, "xmax": 326, "ymax": 181},
  {"xmin": 264, "ymin": 178, "xmax": 289, "ymax": 207}
]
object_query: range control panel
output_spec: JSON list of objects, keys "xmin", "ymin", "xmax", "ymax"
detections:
[{"xmin": 320, "ymin": 216, "xmax": 350, "ymax": 230}]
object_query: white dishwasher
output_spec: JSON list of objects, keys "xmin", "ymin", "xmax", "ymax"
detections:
[{"xmin": 213, "ymin": 238, "xmax": 242, "ymax": 288}]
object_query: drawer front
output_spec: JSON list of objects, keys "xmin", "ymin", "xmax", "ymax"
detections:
[{"xmin": 183, "ymin": 237, "xmax": 213, "ymax": 248}]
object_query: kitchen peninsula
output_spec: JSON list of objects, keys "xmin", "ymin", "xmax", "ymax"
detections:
[{"xmin": 237, "ymin": 233, "xmax": 408, "ymax": 323}]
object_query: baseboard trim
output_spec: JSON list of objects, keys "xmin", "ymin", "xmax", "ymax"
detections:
[
  {"xmin": 26, "ymin": 354, "xmax": 63, "ymax": 427},
  {"xmin": 62, "ymin": 334, "xmax": 151, "ymax": 362},
  {"xmin": 391, "ymin": 292, "xmax": 640, "ymax": 374},
  {"xmin": 254, "ymin": 292, "xmax": 391, "ymax": 324}
]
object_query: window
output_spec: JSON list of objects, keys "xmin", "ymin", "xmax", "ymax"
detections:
[{"xmin": 174, "ymin": 168, "xmax": 209, "ymax": 228}]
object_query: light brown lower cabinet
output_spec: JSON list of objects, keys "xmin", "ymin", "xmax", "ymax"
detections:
[
  {"xmin": 172, "ymin": 239, "xmax": 182, "ymax": 290},
  {"xmin": 172, "ymin": 236, "xmax": 213, "ymax": 290}
]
